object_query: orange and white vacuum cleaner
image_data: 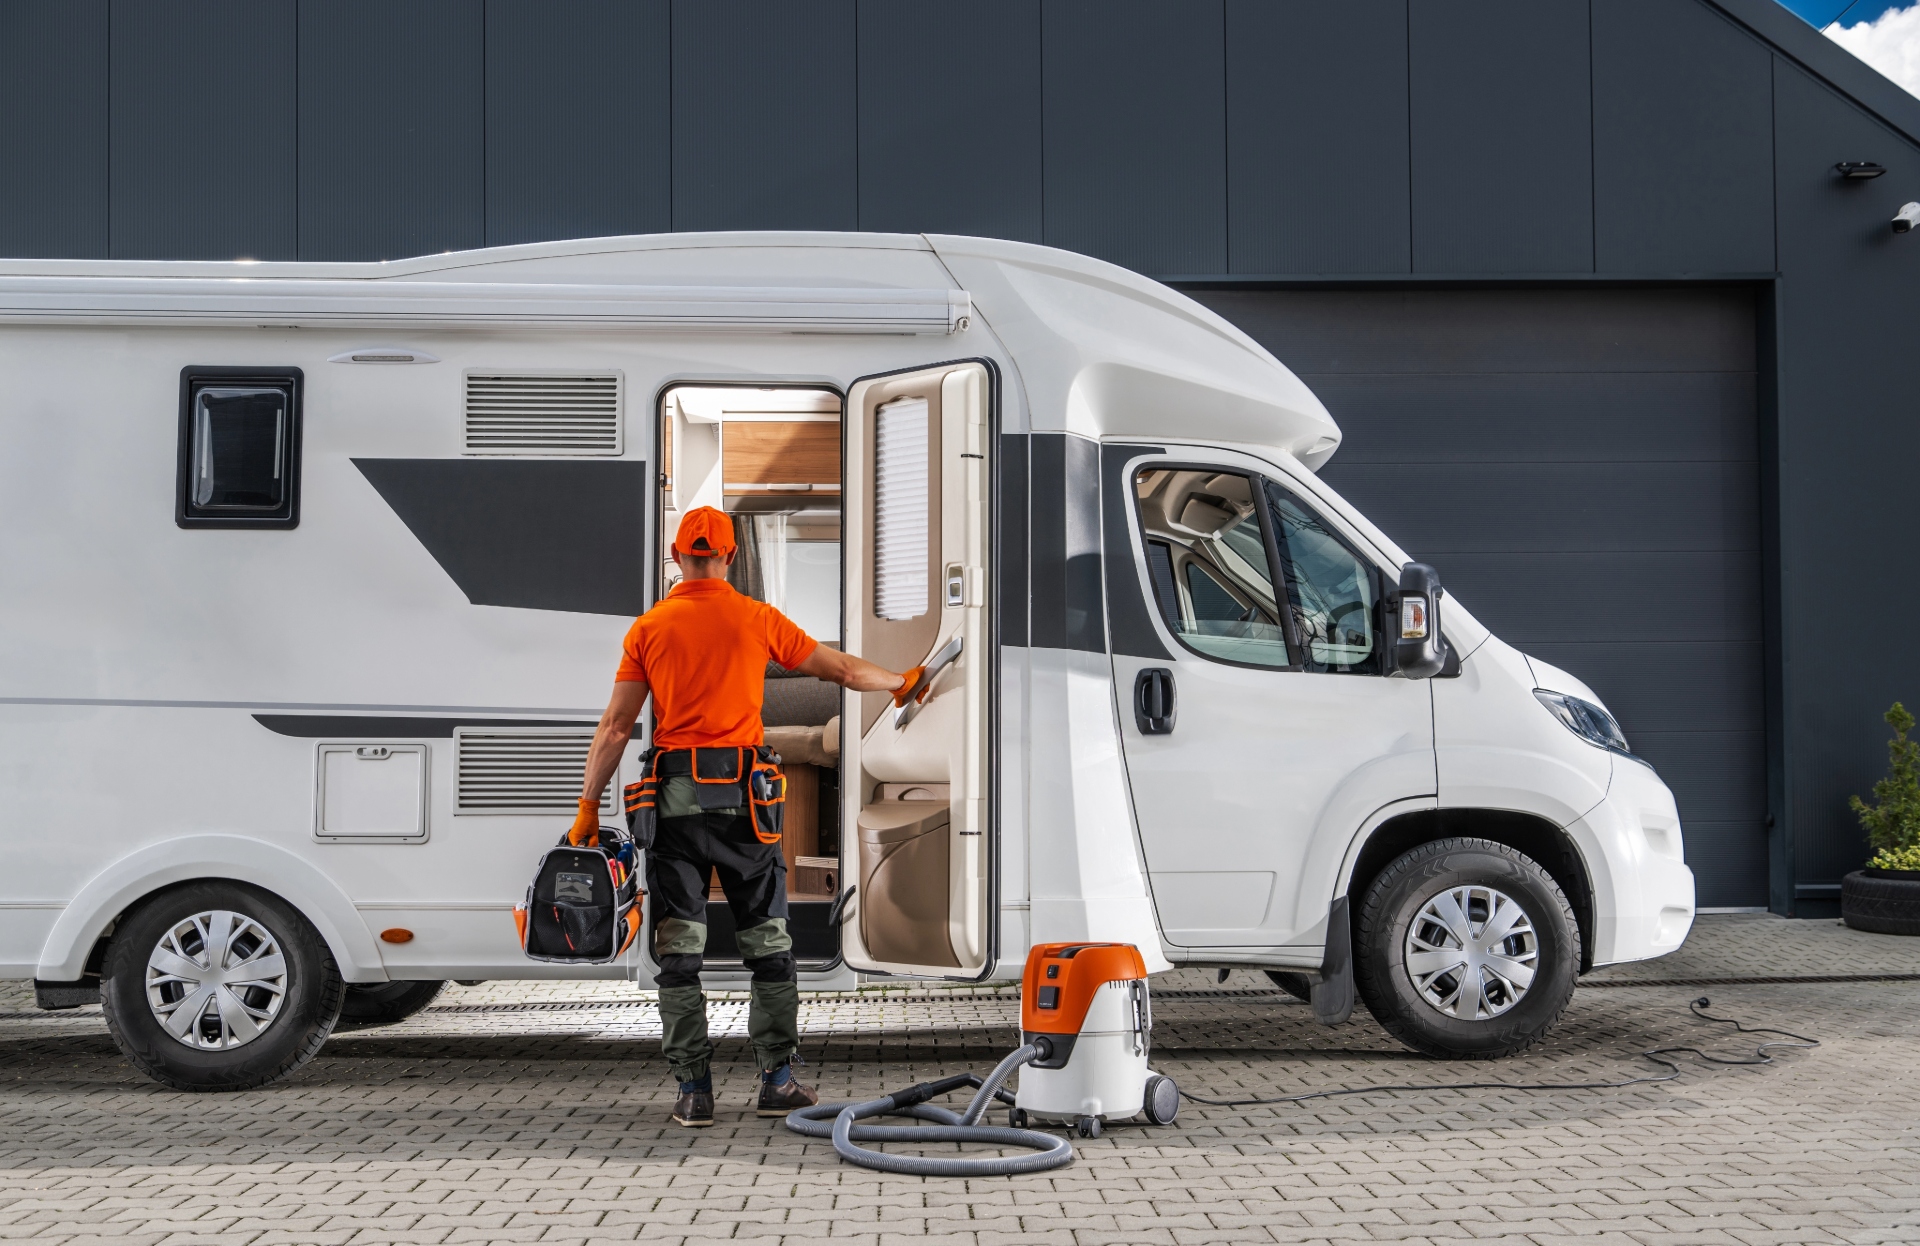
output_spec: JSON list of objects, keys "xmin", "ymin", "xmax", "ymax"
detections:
[
  {"xmin": 1011, "ymin": 941, "xmax": 1180, "ymax": 1138},
  {"xmin": 785, "ymin": 941, "xmax": 1179, "ymax": 1174}
]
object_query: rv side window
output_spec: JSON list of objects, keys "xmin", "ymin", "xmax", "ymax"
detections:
[
  {"xmin": 1264, "ymin": 482, "xmax": 1381, "ymax": 675},
  {"xmin": 1134, "ymin": 468, "xmax": 1293, "ymax": 669},
  {"xmin": 175, "ymin": 367, "xmax": 302, "ymax": 528}
]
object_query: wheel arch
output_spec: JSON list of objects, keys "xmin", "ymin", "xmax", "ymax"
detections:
[
  {"xmin": 1344, "ymin": 809, "xmax": 1597, "ymax": 974},
  {"xmin": 36, "ymin": 835, "xmax": 388, "ymax": 984}
]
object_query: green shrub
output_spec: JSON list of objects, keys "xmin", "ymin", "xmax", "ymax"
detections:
[
  {"xmin": 1850, "ymin": 702, "xmax": 1920, "ymax": 863},
  {"xmin": 1868, "ymin": 843, "xmax": 1920, "ymax": 872}
]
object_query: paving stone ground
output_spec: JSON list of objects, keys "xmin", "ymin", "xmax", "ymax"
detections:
[{"xmin": 2, "ymin": 914, "xmax": 1916, "ymax": 1245}]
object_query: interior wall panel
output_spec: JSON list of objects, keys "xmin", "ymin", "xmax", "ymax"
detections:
[
  {"xmin": 1226, "ymin": 0, "xmax": 1410, "ymax": 274},
  {"xmin": 1593, "ymin": 0, "xmax": 1774, "ymax": 274},
  {"xmin": 1193, "ymin": 286, "xmax": 1767, "ymax": 907},
  {"xmin": 1408, "ymin": 0, "xmax": 1593, "ymax": 273},
  {"xmin": 671, "ymin": 0, "xmax": 857, "ymax": 232},
  {"xmin": 0, "ymin": 0, "xmax": 109, "ymax": 258},
  {"xmin": 110, "ymin": 0, "xmax": 296, "ymax": 260},
  {"xmin": 856, "ymin": 0, "xmax": 1042, "ymax": 241},
  {"xmin": 485, "ymin": 0, "xmax": 670, "ymax": 247},
  {"xmin": 298, "ymin": 0, "xmax": 485, "ymax": 261},
  {"xmin": 1042, "ymin": 0, "xmax": 1226, "ymax": 275}
]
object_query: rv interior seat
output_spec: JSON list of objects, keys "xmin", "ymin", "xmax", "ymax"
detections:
[{"xmin": 763, "ymin": 717, "xmax": 840, "ymax": 767}]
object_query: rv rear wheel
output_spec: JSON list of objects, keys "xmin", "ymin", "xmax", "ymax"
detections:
[
  {"xmin": 1353, "ymin": 837, "xmax": 1578, "ymax": 1060},
  {"xmin": 99, "ymin": 881, "xmax": 344, "ymax": 1091},
  {"xmin": 335, "ymin": 980, "xmax": 445, "ymax": 1030}
]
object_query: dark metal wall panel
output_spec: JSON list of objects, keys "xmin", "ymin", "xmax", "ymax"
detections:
[
  {"xmin": 298, "ymin": 0, "xmax": 485, "ymax": 262},
  {"xmin": 1225, "ymin": 0, "xmax": 1410, "ymax": 275},
  {"xmin": 1041, "ymin": 0, "xmax": 1226, "ymax": 276},
  {"xmin": 0, "ymin": 0, "xmax": 108, "ymax": 258},
  {"xmin": 856, "ymin": 0, "xmax": 1042, "ymax": 241},
  {"xmin": 670, "ymin": 0, "xmax": 857, "ymax": 232},
  {"xmin": 1771, "ymin": 59, "xmax": 1920, "ymax": 902},
  {"xmin": 1593, "ymin": 0, "xmax": 1774, "ymax": 274},
  {"xmin": 1408, "ymin": 0, "xmax": 1593, "ymax": 273},
  {"xmin": 484, "ymin": 0, "xmax": 670, "ymax": 247},
  {"xmin": 1193, "ymin": 287, "xmax": 1767, "ymax": 907},
  {"xmin": 110, "ymin": 0, "xmax": 295, "ymax": 261}
]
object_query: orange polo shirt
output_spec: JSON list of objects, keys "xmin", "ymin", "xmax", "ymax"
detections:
[{"xmin": 615, "ymin": 578, "xmax": 819, "ymax": 749}]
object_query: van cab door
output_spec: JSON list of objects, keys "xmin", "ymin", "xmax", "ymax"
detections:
[
  {"xmin": 839, "ymin": 361, "xmax": 996, "ymax": 978},
  {"xmin": 1109, "ymin": 447, "xmax": 1435, "ymax": 948}
]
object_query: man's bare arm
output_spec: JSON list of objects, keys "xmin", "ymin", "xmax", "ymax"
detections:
[
  {"xmin": 579, "ymin": 680, "xmax": 650, "ymax": 803},
  {"xmin": 794, "ymin": 645, "xmax": 908, "ymax": 694}
]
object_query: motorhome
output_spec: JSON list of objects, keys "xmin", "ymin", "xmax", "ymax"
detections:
[{"xmin": 0, "ymin": 232, "xmax": 1695, "ymax": 1089}]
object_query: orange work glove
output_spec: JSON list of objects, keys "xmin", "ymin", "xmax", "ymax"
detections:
[
  {"xmin": 568, "ymin": 798, "xmax": 601, "ymax": 847},
  {"xmin": 892, "ymin": 665, "xmax": 928, "ymax": 708}
]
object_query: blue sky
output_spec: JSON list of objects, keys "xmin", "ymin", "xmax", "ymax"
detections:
[{"xmin": 1777, "ymin": 1, "xmax": 1906, "ymax": 26}]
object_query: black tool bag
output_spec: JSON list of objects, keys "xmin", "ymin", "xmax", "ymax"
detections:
[{"xmin": 515, "ymin": 825, "xmax": 642, "ymax": 964}]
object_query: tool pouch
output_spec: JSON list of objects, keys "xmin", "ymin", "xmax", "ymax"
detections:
[
  {"xmin": 622, "ymin": 748, "xmax": 660, "ymax": 850},
  {"xmin": 749, "ymin": 745, "xmax": 786, "ymax": 846},
  {"xmin": 692, "ymin": 745, "xmax": 747, "ymax": 811},
  {"xmin": 515, "ymin": 826, "xmax": 643, "ymax": 964}
]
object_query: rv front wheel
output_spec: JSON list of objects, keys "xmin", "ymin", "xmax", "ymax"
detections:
[
  {"xmin": 99, "ymin": 881, "xmax": 344, "ymax": 1091},
  {"xmin": 1353, "ymin": 837, "xmax": 1578, "ymax": 1060}
]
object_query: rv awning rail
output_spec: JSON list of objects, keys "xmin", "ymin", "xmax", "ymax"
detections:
[{"xmin": 0, "ymin": 278, "xmax": 972, "ymax": 335}]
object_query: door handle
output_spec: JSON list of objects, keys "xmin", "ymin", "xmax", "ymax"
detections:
[
  {"xmin": 1133, "ymin": 667, "xmax": 1177, "ymax": 735},
  {"xmin": 894, "ymin": 633, "xmax": 964, "ymax": 729}
]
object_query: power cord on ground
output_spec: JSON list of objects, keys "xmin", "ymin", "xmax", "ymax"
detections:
[{"xmin": 1179, "ymin": 997, "xmax": 1819, "ymax": 1107}]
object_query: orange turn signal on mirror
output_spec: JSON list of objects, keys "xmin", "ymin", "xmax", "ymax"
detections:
[{"xmin": 380, "ymin": 928, "xmax": 414, "ymax": 944}]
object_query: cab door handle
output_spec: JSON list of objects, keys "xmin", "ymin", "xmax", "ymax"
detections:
[{"xmin": 1133, "ymin": 668, "xmax": 1177, "ymax": 735}]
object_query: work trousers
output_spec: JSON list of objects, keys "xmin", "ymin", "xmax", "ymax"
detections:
[{"xmin": 646, "ymin": 777, "xmax": 797, "ymax": 1083}]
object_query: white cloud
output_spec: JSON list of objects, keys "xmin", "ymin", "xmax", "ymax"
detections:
[{"xmin": 1828, "ymin": 3, "xmax": 1920, "ymax": 98}]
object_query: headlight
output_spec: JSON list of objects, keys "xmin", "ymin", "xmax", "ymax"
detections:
[{"xmin": 1533, "ymin": 689, "xmax": 1631, "ymax": 754}]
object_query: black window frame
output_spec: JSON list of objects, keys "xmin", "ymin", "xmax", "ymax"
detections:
[{"xmin": 175, "ymin": 365, "xmax": 304, "ymax": 529}]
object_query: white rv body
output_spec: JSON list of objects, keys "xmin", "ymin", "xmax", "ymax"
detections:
[{"xmin": 0, "ymin": 233, "xmax": 1693, "ymax": 1067}]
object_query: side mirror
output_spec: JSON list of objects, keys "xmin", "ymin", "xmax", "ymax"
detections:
[{"xmin": 1393, "ymin": 562, "xmax": 1449, "ymax": 679}]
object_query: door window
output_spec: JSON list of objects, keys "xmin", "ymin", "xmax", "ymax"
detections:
[
  {"xmin": 1266, "ymin": 483, "xmax": 1381, "ymax": 674},
  {"xmin": 1134, "ymin": 469, "xmax": 1292, "ymax": 669}
]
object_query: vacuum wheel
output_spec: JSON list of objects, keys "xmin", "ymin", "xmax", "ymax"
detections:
[
  {"xmin": 1007, "ymin": 1107, "xmax": 1029, "ymax": 1129},
  {"xmin": 1075, "ymin": 1115, "xmax": 1102, "ymax": 1138},
  {"xmin": 1142, "ymin": 1074, "xmax": 1180, "ymax": 1125}
]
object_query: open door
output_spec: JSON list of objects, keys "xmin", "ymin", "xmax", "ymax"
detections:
[{"xmin": 840, "ymin": 361, "xmax": 994, "ymax": 978}]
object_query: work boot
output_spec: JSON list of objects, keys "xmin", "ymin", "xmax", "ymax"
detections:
[
  {"xmin": 755, "ymin": 1063, "xmax": 818, "ymax": 1117},
  {"xmin": 671, "ymin": 1075, "xmax": 714, "ymax": 1127}
]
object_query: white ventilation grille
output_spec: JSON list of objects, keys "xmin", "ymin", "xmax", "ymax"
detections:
[
  {"xmin": 463, "ymin": 373, "xmax": 622, "ymax": 455},
  {"xmin": 874, "ymin": 396, "xmax": 929, "ymax": 621},
  {"xmin": 454, "ymin": 728, "xmax": 613, "ymax": 815}
]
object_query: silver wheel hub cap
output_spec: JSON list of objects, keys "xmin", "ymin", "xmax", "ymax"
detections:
[
  {"xmin": 1403, "ymin": 885, "xmax": 1538, "ymax": 1020},
  {"xmin": 145, "ymin": 910, "xmax": 289, "ymax": 1050}
]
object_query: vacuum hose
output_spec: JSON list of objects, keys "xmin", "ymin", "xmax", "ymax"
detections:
[{"xmin": 785, "ymin": 1041, "xmax": 1074, "ymax": 1175}]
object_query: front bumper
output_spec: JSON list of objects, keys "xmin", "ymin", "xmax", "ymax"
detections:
[{"xmin": 1574, "ymin": 756, "xmax": 1696, "ymax": 966}]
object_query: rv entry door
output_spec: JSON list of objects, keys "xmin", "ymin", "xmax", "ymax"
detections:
[
  {"xmin": 839, "ymin": 362, "xmax": 995, "ymax": 978},
  {"xmin": 1111, "ymin": 449, "xmax": 1436, "ymax": 948}
]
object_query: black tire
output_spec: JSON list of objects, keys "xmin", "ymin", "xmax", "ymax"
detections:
[
  {"xmin": 334, "ymin": 980, "xmax": 446, "ymax": 1030},
  {"xmin": 1263, "ymin": 970, "xmax": 1313, "ymax": 1002},
  {"xmin": 1841, "ymin": 870, "xmax": 1920, "ymax": 935},
  {"xmin": 99, "ymin": 881, "xmax": 344, "ymax": 1092},
  {"xmin": 1353, "ymin": 837, "xmax": 1579, "ymax": 1060}
]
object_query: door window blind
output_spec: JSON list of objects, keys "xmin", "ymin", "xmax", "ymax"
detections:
[{"xmin": 874, "ymin": 397, "xmax": 929, "ymax": 621}]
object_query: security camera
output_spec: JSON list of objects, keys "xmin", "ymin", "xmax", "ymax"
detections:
[{"xmin": 1895, "ymin": 202, "xmax": 1920, "ymax": 234}]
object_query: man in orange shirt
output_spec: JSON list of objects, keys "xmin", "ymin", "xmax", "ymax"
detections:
[{"xmin": 570, "ymin": 507, "xmax": 923, "ymax": 1127}]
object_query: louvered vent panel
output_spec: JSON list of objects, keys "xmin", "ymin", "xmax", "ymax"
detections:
[
  {"xmin": 455, "ymin": 729, "xmax": 614, "ymax": 815},
  {"xmin": 464, "ymin": 374, "xmax": 622, "ymax": 454}
]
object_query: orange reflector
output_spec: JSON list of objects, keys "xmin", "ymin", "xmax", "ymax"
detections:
[{"xmin": 380, "ymin": 928, "xmax": 414, "ymax": 944}]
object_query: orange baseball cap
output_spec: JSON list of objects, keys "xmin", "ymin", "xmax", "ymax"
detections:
[{"xmin": 674, "ymin": 506, "xmax": 737, "ymax": 558}]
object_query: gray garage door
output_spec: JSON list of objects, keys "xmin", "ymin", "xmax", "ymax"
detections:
[{"xmin": 1192, "ymin": 288, "xmax": 1765, "ymax": 909}]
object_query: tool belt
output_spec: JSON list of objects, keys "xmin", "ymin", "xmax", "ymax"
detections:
[{"xmin": 624, "ymin": 745, "xmax": 786, "ymax": 848}]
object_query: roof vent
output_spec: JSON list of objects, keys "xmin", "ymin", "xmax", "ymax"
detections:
[
  {"xmin": 464, "ymin": 373, "xmax": 622, "ymax": 455},
  {"xmin": 454, "ymin": 727, "xmax": 613, "ymax": 815}
]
